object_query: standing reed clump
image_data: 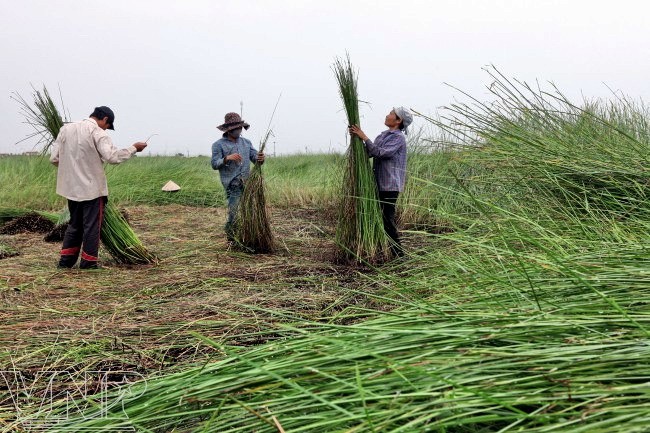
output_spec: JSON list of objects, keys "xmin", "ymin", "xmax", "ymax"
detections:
[
  {"xmin": 430, "ymin": 66, "xmax": 650, "ymax": 218},
  {"xmin": 13, "ymin": 84, "xmax": 156, "ymax": 264},
  {"xmin": 233, "ymin": 128, "xmax": 276, "ymax": 253},
  {"xmin": 333, "ymin": 55, "xmax": 390, "ymax": 263}
]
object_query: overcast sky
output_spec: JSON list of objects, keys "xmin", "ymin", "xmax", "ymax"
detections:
[{"xmin": 2, "ymin": 0, "xmax": 650, "ymax": 156}]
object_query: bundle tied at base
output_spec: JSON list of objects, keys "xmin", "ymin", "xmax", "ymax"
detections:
[{"xmin": 233, "ymin": 128, "xmax": 276, "ymax": 254}]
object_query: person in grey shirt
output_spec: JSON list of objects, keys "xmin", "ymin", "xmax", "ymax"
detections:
[
  {"xmin": 349, "ymin": 107, "xmax": 413, "ymax": 257},
  {"xmin": 211, "ymin": 112, "xmax": 265, "ymax": 242}
]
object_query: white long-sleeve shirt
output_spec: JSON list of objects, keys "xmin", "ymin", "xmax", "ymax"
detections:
[{"xmin": 49, "ymin": 118, "xmax": 136, "ymax": 201}]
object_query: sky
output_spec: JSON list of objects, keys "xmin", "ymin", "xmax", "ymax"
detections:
[{"xmin": 2, "ymin": 0, "xmax": 650, "ymax": 156}]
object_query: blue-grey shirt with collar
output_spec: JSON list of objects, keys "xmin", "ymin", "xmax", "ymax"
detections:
[
  {"xmin": 211, "ymin": 136, "xmax": 259, "ymax": 188},
  {"xmin": 364, "ymin": 129, "xmax": 407, "ymax": 192}
]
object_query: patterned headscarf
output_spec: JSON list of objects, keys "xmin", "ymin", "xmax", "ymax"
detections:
[{"xmin": 393, "ymin": 107, "xmax": 413, "ymax": 135}]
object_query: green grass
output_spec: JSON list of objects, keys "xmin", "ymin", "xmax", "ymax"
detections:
[
  {"xmin": 0, "ymin": 156, "xmax": 61, "ymax": 209},
  {"xmin": 0, "ymin": 149, "xmax": 453, "ymax": 231},
  {"xmin": 0, "ymin": 241, "xmax": 18, "ymax": 259},
  {"xmin": 0, "ymin": 153, "xmax": 344, "ymax": 211}
]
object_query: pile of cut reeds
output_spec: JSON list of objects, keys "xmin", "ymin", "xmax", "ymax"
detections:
[
  {"xmin": 333, "ymin": 55, "xmax": 390, "ymax": 263},
  {"xmin": 13, "ymin": 85, "xmax": 156, "ymax": 264},
  {"xmin": 41, "ymin": 267, "xmax": 650, "ymax": 432}
]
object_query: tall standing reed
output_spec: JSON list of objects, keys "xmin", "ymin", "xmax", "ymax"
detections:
[{"xmin": 429, "ymin": 66, "xmax": 650, "ymax": 219}]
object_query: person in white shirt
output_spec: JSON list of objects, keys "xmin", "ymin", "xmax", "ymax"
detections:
[{"xmin": 50, "ymin": 106, "xmax": 147, "ymax": 269}]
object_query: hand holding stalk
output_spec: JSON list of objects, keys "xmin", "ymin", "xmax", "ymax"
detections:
[
  {"xmin": 132, "ymin": 142, "xmax": 147, "ymax": 152},
  {"xmin": 226, "ymin": 153, "xmax": 243, "ymax": 164},
  {"xmin": 132, "ymin": 133, "xmax": 156, "ymax": 153},
  {"xmin": 348, "ymin": 125, "xmax": 368, "ymax": 141}
]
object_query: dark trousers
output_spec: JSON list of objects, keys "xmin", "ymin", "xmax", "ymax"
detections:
[
  {"xmin": 59, "ymin": 197, "xmax": 106, "ymax": 269},
  {"xmin": 378, "ymin": 191, "xmax": 403, "ymax": 257}
]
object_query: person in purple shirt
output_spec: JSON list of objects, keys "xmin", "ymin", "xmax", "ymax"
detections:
[{"xmin": 349, "ymin": 107, "xmax": 413, "ymax": 257}]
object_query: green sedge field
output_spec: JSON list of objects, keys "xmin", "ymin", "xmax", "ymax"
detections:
[{"xmin": 1, "ymin": 75, "xmax": 649, "ymax": 432}]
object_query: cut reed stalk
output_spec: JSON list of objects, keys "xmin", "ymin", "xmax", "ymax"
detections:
[
  {"xmin": 233, "ymin": 98, "xmax": 280, "ymax": 253},
  {"xmin": 333, "ymin": 55, "xmax": 390, "ymax": 263}
]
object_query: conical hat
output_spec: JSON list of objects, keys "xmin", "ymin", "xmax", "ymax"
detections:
[{"xmin": 162, "ymin": 180, "xmax": 181, "ymax": 192}]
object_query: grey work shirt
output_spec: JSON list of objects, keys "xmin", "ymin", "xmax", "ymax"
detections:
[{"xmin": 211, "ymin": 136, "xmax": 259, "ymax": 188}]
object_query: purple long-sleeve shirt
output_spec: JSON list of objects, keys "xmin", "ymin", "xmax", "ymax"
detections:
[{"xmin": 364, "ymin": 129, "xmax": 407, "ymax": 192}]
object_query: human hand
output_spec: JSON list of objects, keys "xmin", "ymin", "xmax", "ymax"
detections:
[
  {"xmin": 133, "ymin": 142, "xmax": 148, "ymax": 152},
  {"xmin": 348, "ymin": 125, "xmax": 368, "ymax": 141},
  {"xmin": 257, "ymin": 152, "xmax": 265, "ymax": 164},
  {"xmin": 226, "ymin": 153, "xmax": 243, "ymax": 163}
]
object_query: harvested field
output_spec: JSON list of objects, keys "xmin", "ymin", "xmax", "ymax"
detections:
[{"xmin": 0, "ymin": 204, "xmax": 424, "ymax": 375}]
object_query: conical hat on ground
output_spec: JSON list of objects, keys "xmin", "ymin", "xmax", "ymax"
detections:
[{"xmin": 162, "ymin": 180, "xmax": 181, "ymax": 192}]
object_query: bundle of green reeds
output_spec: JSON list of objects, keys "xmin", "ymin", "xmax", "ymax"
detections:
[
  {"xmin": 333, "ymin": 55, "xmax": 390, "ymax": 262},
  {"xmin": 11, "ymin": 85, "xmax": 68, "ymax": 154},
  {"xmin": 13, "ymin": 85, "xmax": 156, "ymax": 264},
  {"xmin": 233, "ymin": 129, "xmax": 276, "ymax": 253},
  {"xmin": 100, "ymin": 201, "xmax": 157, "ymax": 264}
]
